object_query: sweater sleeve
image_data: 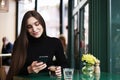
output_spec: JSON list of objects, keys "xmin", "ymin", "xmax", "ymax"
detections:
[
  {"xmin": 54, "ymin": 39, "xmax": 68, "ymax": 68},
  {"xmin": 18, "ymin": 63, "xmax": 29, "ymax": 75}
]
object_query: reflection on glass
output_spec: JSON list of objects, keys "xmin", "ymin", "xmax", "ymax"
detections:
[
  {"xmin": 84, "ymin": 4, "xmax": 89, "ymax": 53},
  {"xmin": 37, "ymin": 0, "xmax": 68, "ymax": 38},
  {"xmin": 74, "ymin": 0, "xmax": 78, "ymax": 7},
  {"xmin": 74, "ymin": 14, "xmax": 80, "ymax": 69}
]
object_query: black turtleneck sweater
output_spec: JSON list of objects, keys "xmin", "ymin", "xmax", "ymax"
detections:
[{"xmin": 19, "ymin": 36, "xmax": 68, "ymax": 75}]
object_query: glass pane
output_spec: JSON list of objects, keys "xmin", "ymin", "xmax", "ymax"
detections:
[
  {"xmin": 37, "ymin": 0, "xmax": 60, "ymax": 37},
  {"xmin": 74, "ymin": 0, "xmax": 84, "ymax": 8},
  {"xmin": 74, "ymin": 0, "xmax": 77, "ymax": 7},
  {"xmin": 63, "ymin": 0, "xmax": 68, "ymax": 43},
  {"xmin": 74, "ymin": 14, "xmax": 80, "ymax": 69},
  {"xmin": 17, "ymin": 0, "xmax": 35, "ymax": 36},
  {"xmin": 84, "ymin": 4, "xmax": 89, "ymax": 53},
  {"xmin": 110, "ymin": 0, "xmax": 120, "ymax": 73}
]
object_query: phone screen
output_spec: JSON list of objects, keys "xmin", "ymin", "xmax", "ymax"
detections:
[{"xmin": 38, "ymin": 56, "xmax": 48, "ymax": 63}]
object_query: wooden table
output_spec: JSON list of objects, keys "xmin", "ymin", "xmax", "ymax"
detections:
[
  {"xmin": 0, "ymin": 53, "xmax": 11, "ymax": 66},
  {"xmin": 0, "ymin": 53, "xmax": 11, "ymax": 80}
]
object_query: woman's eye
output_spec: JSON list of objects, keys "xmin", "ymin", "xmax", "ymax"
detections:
[
  {"xmin": 26, "ymin": 25, "xmax": 32, "ymax": 29},
  {"xmin": 35, "ymin": 22, "xmax": 40, "ymax": 26}
]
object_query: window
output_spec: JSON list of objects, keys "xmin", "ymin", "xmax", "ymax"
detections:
[{"xmin": 17, "ymin": 0, "xmax": 35, "ymax": 36}]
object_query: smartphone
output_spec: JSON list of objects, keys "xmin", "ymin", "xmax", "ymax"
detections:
[{"xmin": 38, "ymin": 56, "xmax": 48, "ymax": 63}]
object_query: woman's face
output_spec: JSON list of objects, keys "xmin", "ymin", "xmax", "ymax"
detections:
[{"xmin": 26, "ymin": 17, "xmax": 43, "ymax": 38}]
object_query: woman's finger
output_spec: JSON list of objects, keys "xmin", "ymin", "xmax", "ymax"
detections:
[{"xmin": 55, "ymin": 66, "xmax": 62, "ymax": 77}]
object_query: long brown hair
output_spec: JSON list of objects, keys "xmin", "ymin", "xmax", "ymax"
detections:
[{"xmin": 6, "ymin": 10, "xmax": 46, "ymax": 80}]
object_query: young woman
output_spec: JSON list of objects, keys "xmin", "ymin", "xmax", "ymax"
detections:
[{"xmin": 6, "ymin": 10, "xmax": 68, "ymax": 80}]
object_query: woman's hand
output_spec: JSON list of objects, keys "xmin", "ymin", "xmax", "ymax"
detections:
[
  {"xmin": 55, "ymin": 66, "xmax": 62, "ymax": 77},
  {"xmin": 27, "ymin": 61, "xmax": 47, "ymax": 73},
  {"xmin": 48, "ymin": 66, "xmax": 62, "ymax": 77}
]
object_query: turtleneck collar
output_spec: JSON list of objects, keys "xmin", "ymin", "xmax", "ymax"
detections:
[{"xmin": 27, "ymin": 33, "xmax": 47, "ymax": 43}]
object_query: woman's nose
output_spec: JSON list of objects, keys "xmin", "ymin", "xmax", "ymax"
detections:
[{"xmin": 32, "ymin": 26, "xmax": 37, "ymax": 31}]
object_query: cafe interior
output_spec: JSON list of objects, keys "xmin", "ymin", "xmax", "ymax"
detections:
[{"xmin": 0, "ymin": 0, "xmax": 120, "ymax": 80}]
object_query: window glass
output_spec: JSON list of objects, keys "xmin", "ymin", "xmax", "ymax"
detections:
[
  {"xmin": 17, "ymin": 0, "xmax": 35, "ymax": 36},
  {"xmin": 37, "ymin": 0, "xmax": 60, "ymax": 37},
  {"xmin": 84, "ymin": 4, "xmax": 89, "ymax": 53}
]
